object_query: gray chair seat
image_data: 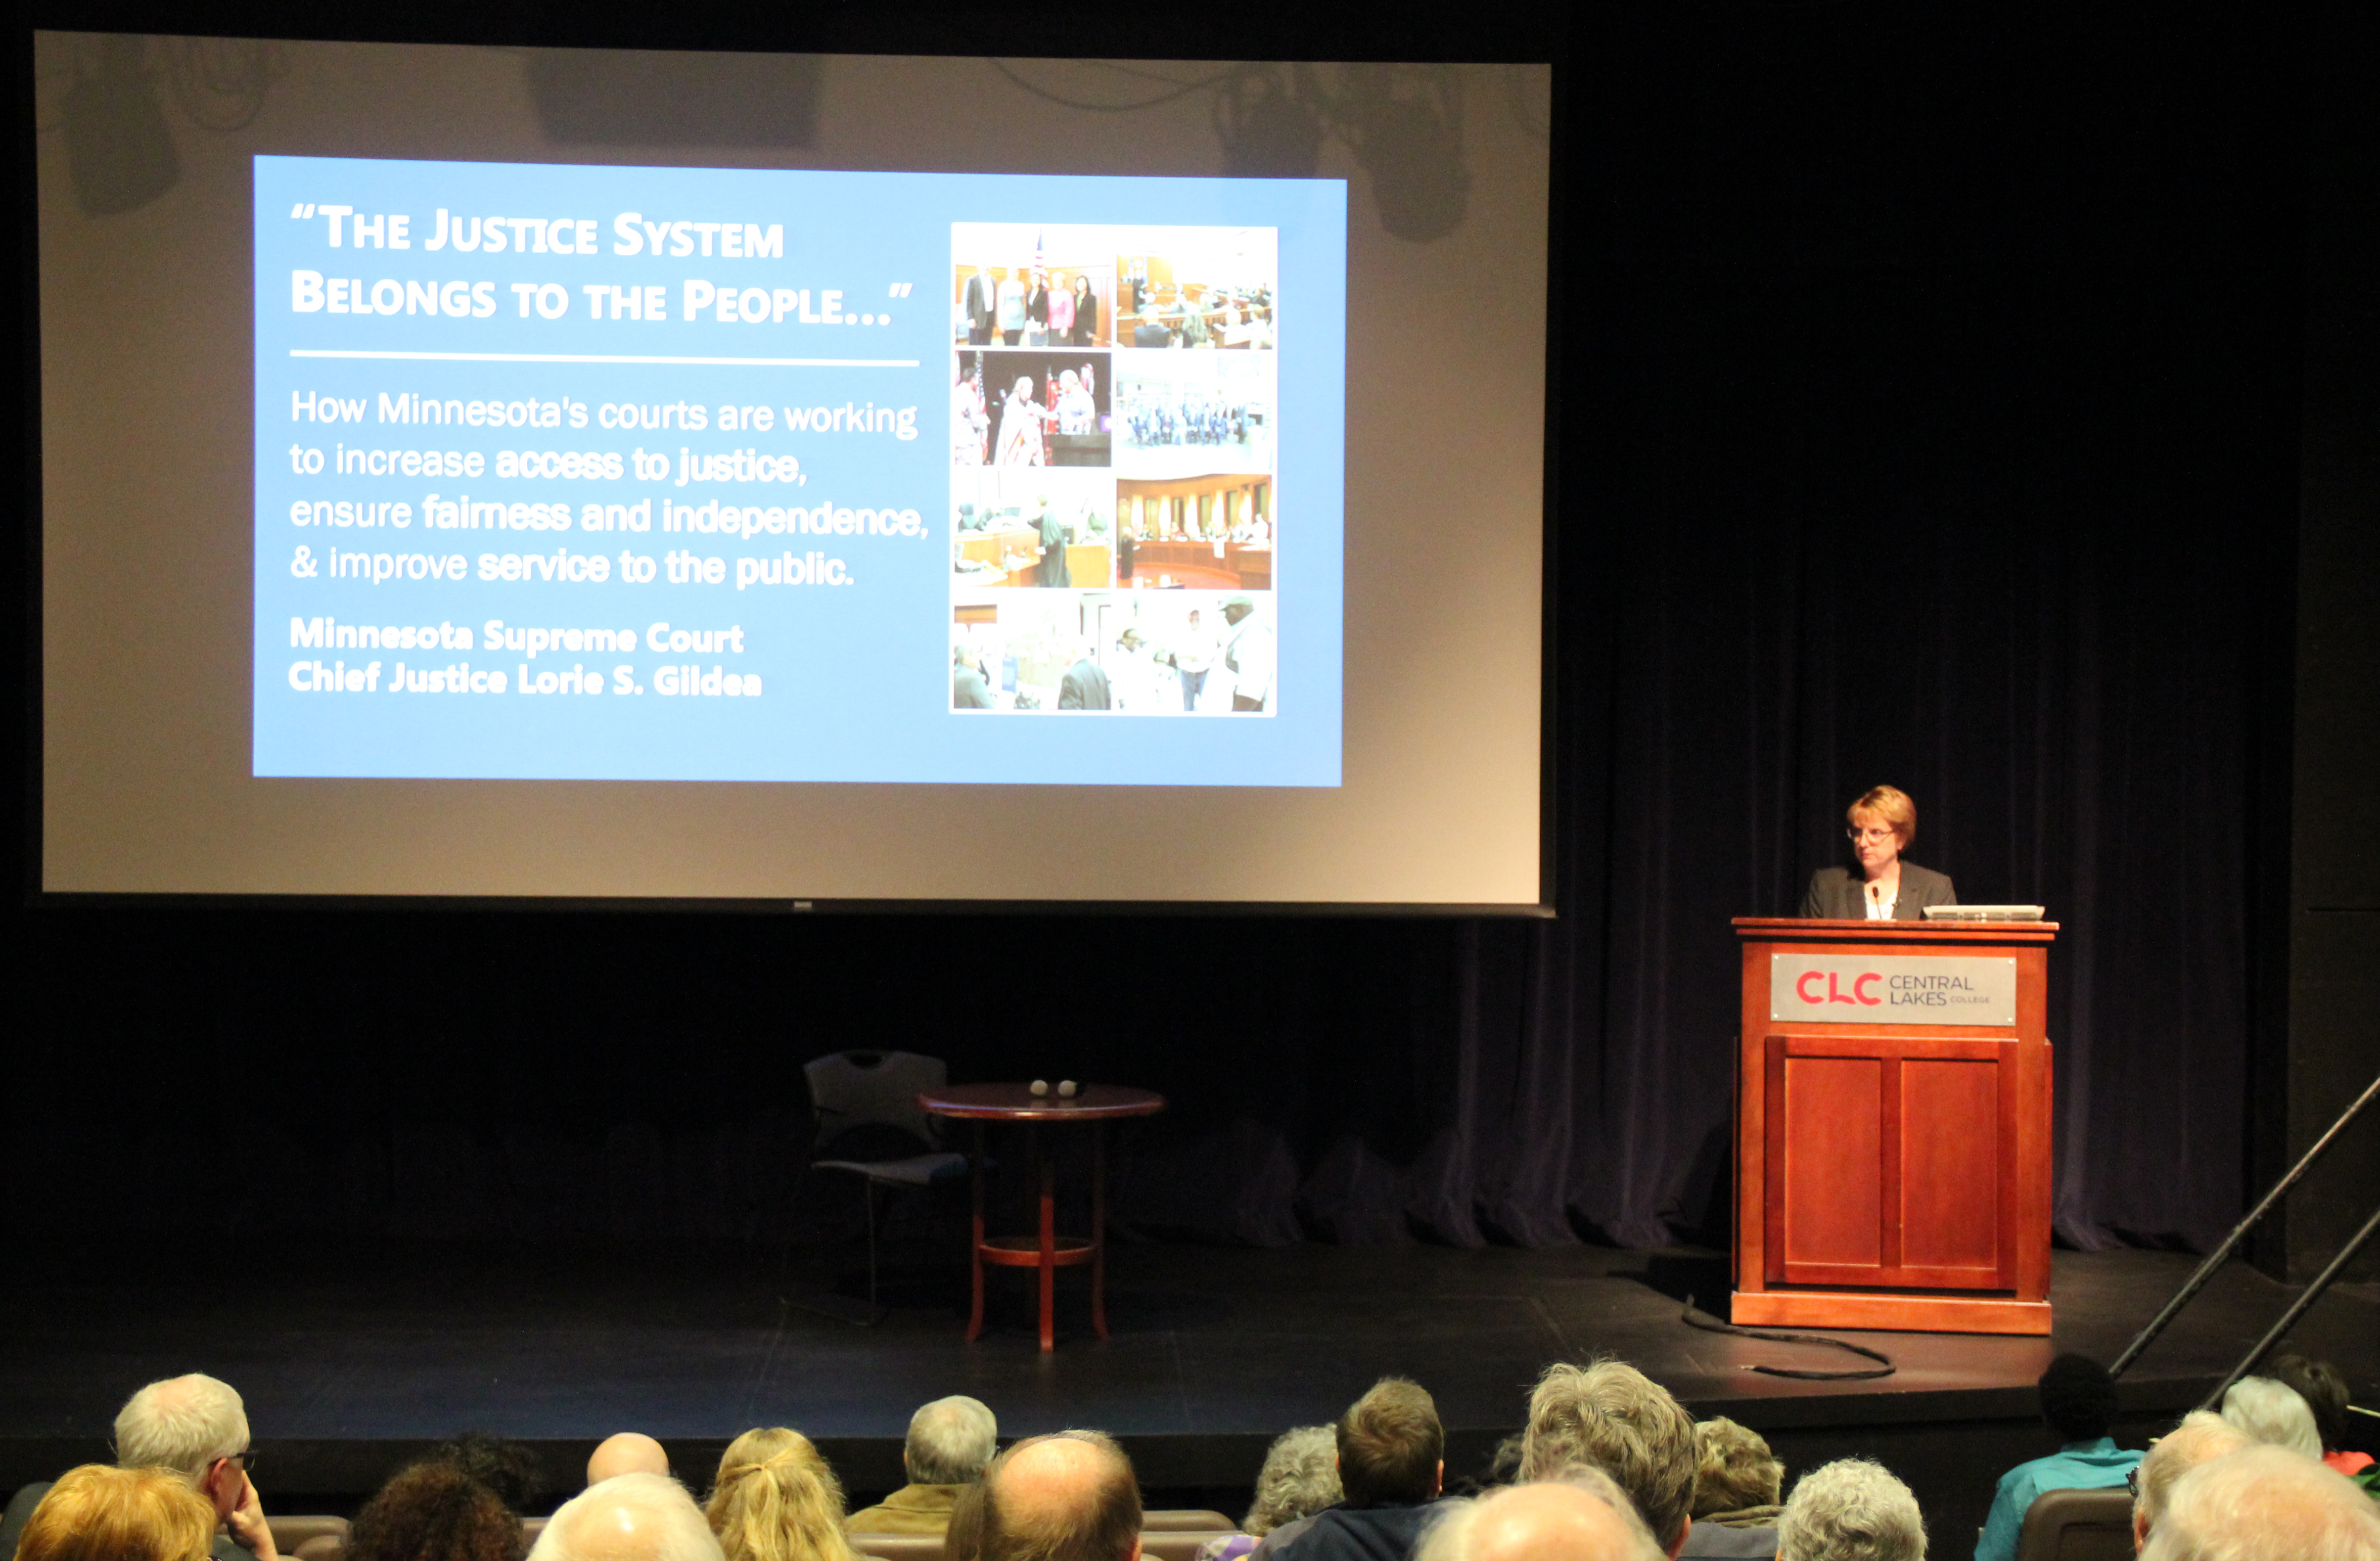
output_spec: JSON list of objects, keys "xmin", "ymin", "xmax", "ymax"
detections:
[{"xmin": 816, "ymin": 1151, "xmax": 969, "ymax": 1187}]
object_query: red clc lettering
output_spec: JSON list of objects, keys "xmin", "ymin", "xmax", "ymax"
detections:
[{"xmin": 1798, "ymin": 969, "xmax": 1885, "ymax": 1006}]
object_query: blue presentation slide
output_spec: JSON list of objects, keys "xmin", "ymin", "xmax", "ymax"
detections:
[{"xmin": 252, "ymin": 155, "xmax": 1344, "ymax": 782}]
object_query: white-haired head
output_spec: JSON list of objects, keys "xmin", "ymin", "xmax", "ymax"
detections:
[
  {"xmin": 1242, "ymin": 1426, "xmax": 1340, "ymax": 1537},
  {"xmin": 530, "ymin": 1472, "xmax": 724, "ymax": 1561},
  {"xmin": 2216, "ymin": 1378, "xmax": 2321, "ymax": 1460},
  {"xmin": 2134, "ymin": 1412, "xmax": 2252, "ymax": 1545},
  {"xmin": 1777, "ymin": 1459, "xmax": 1925, "ymax": 1561},
  {"xmin": 906, "ymin": 1397, "xmax": 998, "ymax": 1486},
  {"xmin": 114, "ymin": 1376, "xmax": 249, "ymax": 1483},
  {"xmin": 2140, "ymin": 1443, "xmax": 2380, "ymax": 1561},
  {"xmin": 1416, "ymin": 1469, "xmax": 1668, "ymax": 1561}
]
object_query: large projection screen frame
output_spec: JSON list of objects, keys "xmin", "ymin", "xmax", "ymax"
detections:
[{"xmin": 27, "ymin": 21, "xmax": 1558, "ymax": 914}]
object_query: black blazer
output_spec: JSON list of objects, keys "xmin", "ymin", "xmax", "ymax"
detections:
[{"xmin": 1801, "ymin": 862, "xmax": 1956, "ymax": 920}]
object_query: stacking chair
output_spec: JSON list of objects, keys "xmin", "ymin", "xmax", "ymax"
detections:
[
  {"xmin": 799, "ymin": 1050, "xmax": 969, "ymax": 1323},
  {"xmin": 2013, "ymin": 1487, "xmax": 2136, "ymax": 1561}
]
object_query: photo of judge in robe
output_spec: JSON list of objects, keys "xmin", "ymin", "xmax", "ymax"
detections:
[
  {"xmin": 1800, "ymin": 785, "xmax": 1957, "ymax": 918},
  {"xmin": 950, "ymin": 469, "xmax": 1115, "ymax": 589},
  {"xmin": 954, "ymin": 350, "xmax": 1112, "ymax": 468}
]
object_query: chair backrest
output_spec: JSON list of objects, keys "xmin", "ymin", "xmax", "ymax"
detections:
[
  {"xmin": 1142, "ymin": 1512, "xmax": 1237, "ymax": 1533},
  {"xmin": 522, "ymin": 1516, "xmax": 549, "ymax": 1550},
  {"xmin": 268, "ymin": 1516, "xmax": 349, "ymax": 1561},
  {"xmin": 850, "ymin": 1534, "xmax": 946, "ymax": 1561},
  {"xmin": 806, "ymin": 1052, "xmax": 949, "ymax": 1154},
  {"xmin": 2014, "ymin": 1486, "xmax": 2136, "ymax": 1561},
  {"xmin": 1140, "ymin": 1533, "xmax": 1238, "ymax": 1561}
]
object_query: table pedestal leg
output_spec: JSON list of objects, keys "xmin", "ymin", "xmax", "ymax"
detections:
[
  {"xmin": 1092, "ymin": 1122, "xmax": 1110, "ymax": 1341},
  {"xmin": 966, "ymin": 1121, "xmax": 986, "ymax": 1342},
  {"xmin": 1035, "ymin": 1126, "xmax": 1055, "ymax": 1352}
]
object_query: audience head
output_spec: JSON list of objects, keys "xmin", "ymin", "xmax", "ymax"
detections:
[
  {"xmin": 2039, "ymin": 1355, "xmax": 2123, "ymax": 1444},
  {"xmin": 1691, "ymin": 1419, "xmax": 1785, "ymax": 1517},
  {"xmin": 349, "ymin": 1461, "xmax": 526, "ymax": 1561},
  {"xmin": 2265, "ymin": 1354, "xmax": 2354, "ymax": 1454},
  {"xmin": 2217, "ymin": 1377, "xmax": 2321, "ymax": 1459},
  {"xmin": 428, "ymin": 1431, "xmax": 543, "ymax": 1514},
  {"xmin": 2133, "ymin": 1412, "xmax": 2252, "ymax": 1551},
  {"xmin": 589, "ymin": 1435, "xmax": 673, "ymax": 1488},
  {"xmin": 14, "ymin": 1464, "xmax": 217, "ymax": 1561},
  {"xmin": 906, "ymin": 1397, "xmax": 1000, "ymax": 1486},
  {"xmin": 705, "ymin": 1428, "xmax": 855, "ymax": 1561},
  {"xmin": 1336, "ymin": 1378, "xmax": 1445, "ymax": 1507},
  {"xmin": 530, "ymin": 1472, "xmax": 724, "ymax": 1561},
  {"xmin": 1776, "ymin": 1460, "xmax": 1925, "ymax": 1561},
  {"xmin": 1242, "ymin": 1425, "xmax": 1341, "ymax": 1535},
  {"xmin": 981, "ymin": 1430, "xmax": 1142, "ymax": 1561},
  {"xmin": 2139, "ymin": 1444, "xmax": 2380, "ymax": 1561},
  {"xmin": 1415, "ymin": 1469, "xmax": 1667, "ymax": 1561},
  {"xmin": 114, "ymin": 1374, "xmax": 251, "ymax": 1516},
  {"xmin": 1521, "ymin": 1361, "xmax": 1698, "ymax": 1555}
]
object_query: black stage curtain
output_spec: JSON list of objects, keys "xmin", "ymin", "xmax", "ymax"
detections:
[{"xmin": 5, "ymin": 10, "xmax": 2300, "ymax": 1258}]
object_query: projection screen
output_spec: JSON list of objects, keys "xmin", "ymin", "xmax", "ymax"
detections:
[{"xmin": 36, "ymin": 38, "xmax": 1552, "ymax": 908}]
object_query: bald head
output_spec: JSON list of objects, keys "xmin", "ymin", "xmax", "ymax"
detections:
[
  {"xmin": 2140, "ymin": 1444, "xmax": 2380, "ymax": 1561},
  {"xmin": 532, "ymin": 1473, "xmax": 720, "ymax": 1561},
  {"xmin": 1418, "ymin": 1475, "xmax": 1667, "ymax": 1561},
  {"xmin": 983, "ymin": 1432, "xmax": 1141, "ymax": 1561},
  {"xmin": 587, "ymin": 1435, "xmax": 670, "ymax": 1488}
]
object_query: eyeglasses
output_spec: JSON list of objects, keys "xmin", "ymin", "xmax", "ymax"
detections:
[
  {"xmin": 1846, "ymin": 827, "xmax": 1898, "ymax": 845},
  {"xmin": 218, "ymin": 1449, "xmax": 256, "ymax": 1474}
]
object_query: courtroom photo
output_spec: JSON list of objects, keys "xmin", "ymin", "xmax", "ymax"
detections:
[
  {"xmin": 952, "ymin": 349, "xmax": 1112, "ymax": 468},
  {"xmin": 950, "ymin": 468, "xmax": 1116, "ymax": 590},
  {"xmin": 950, "ymin": 591, "xmax": 1129, "ymax": 712},
  {"xmin": 1112, "ymin": 350, "xmax": 1276, "ymax": 477},
  {"xmin": 1116, "ymin": 475, "xmax": 1273, "ymax": 592},
  {"xmin": 951, "ymin": 222, "xmax": 1116, "ymax": 348},
  {"xmin": 1101, "ymin": 591, "xmax": 1277, "ymax": 714},
  {"xmin": 1113, "ymin": 226, "xmax": 1278, "ymax": 349}
]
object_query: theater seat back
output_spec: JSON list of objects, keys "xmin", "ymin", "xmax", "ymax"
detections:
[
  {"xmin": 1140, "ymin": 1533, "xmax": 1237, "ymax": 1561},
  {"xmin": 2015, "ymin": 1487, "xmax": 2135, "ymax": 1561},
  {"xmin": 268, "ymin": 1515, "xmax": 349, "ymax": 1561},
  {"xmin": 850, "ymin": 1535, "xmax": 946, "ymax": 1561}
]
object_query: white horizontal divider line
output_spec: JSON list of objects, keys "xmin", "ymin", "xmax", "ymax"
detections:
[{"xmin": 289, "ymin": 349, "xmax": 918, "ymax": 367}]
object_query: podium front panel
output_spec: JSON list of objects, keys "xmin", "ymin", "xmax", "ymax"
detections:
[
  {"xmin": 1765, "ymin": 1033, "xmax": 2014, "ymax": 1289},
  {"xmin": 1732, "ymin": 918, "xmax": 2055, "ymax": 1335}
]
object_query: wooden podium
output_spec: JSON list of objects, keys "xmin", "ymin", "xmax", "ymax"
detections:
[{"xmin": 1732, "ymin": 918, "xmax": 2057, "ymax": 1335}]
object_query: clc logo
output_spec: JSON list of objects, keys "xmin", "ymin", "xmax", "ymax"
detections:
[{"xmin": 1798, "ymin": 970, "xmax": 1882, "ymax": 1006}]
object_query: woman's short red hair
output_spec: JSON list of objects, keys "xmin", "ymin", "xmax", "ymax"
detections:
[{"xmin": 1847, "ymin": 785, "xmax": 1917, "ymax": 847}]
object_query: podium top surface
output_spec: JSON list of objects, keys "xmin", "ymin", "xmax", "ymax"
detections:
[{"xmin": 1733, "ymin": 917, "xmax": 2058, "ymax": 944}]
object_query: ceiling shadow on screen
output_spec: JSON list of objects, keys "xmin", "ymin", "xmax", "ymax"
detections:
[{"xmin": 523, "ymin": 49, "xmax": 821, "ymax": 146}]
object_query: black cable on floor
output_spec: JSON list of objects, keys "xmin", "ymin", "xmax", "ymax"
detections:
[{"xmin": 1679, "ymin": 1296, "xmax": 1897, "ymax": 1380}]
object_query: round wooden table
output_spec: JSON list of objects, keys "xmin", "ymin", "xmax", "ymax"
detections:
[{"xmin": 917, "ymin": 1083, "xmax": 1165, "ymax": 1350}]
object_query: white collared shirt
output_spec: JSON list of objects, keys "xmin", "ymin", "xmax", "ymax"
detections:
[{"xmin": 1864, "ymin": 879, "xmax": 1898, "ymax": 919}]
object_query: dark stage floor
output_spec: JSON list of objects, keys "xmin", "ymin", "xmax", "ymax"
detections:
[{"xmin": 3, "ymin": 1240, "xmax": 2373, "ymax": 1544}]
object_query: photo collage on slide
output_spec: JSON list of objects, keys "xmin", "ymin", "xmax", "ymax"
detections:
[{"xmin": 949, "ymin": 222, "xmax": 1279, "ymax": 714}]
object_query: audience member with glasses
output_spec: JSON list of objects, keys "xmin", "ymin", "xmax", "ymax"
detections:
[
  {"xmin": 0, "ymin": 1374, "xmax": 280, "ymax": 1561},
  {"xmin": 1799, "ymin": 785, "xmax": 1957, "ymax": 919}
]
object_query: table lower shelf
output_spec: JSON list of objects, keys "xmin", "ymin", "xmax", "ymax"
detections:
[{"xmin": 980, "ymin": 1235, "xmax": 1097, "ymax": 1268}]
